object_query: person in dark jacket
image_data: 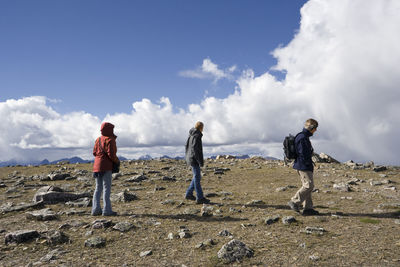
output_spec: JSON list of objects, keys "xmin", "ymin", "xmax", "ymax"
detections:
[
  {"xmin": 288, "ymin": 119, "xmax": 319, "ymax": 216},
  {"xmin": 184, "ymin": 121, "xmax": 210, "ymax": 204},
  {"xmin": 92, "ymin": 122, "xmax": 120, "ymax": 216}
]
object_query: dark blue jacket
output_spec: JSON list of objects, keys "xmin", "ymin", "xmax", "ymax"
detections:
[{"xmin": 293, "ymin": 128, "xmax": 314, "ymax": 172}]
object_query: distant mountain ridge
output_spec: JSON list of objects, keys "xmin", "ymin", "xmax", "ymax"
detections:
[{"xmin": 0, "ymin": 154, "xmax": 278, "ymax": 167}]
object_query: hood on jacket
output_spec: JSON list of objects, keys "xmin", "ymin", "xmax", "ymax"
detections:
[
  {"xmin": 101, "ymin": 122, "xmax": 117, "ymax": 138},
  {"xmin": 189, "ymin": 127, "xmax": 203, "ymax": 137}
]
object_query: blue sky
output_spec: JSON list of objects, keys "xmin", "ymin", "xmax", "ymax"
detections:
[
  {"xmin": 1, "ymin": 0, "xmax": 306, "ymax": 118},
  {"xmin": 1, "ymin": 0, "xmax": 399, "ymax": 165}
]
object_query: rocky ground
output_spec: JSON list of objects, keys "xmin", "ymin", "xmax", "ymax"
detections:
[{"xmin": 0, "ymin": 156, "xmax": 399, "ymax": 266}]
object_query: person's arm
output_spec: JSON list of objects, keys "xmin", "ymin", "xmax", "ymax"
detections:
[
  {"xmin": 106, "ymin": 139, "xmax": 119, "ymax": 163},
  {"xmin": 193, "ymin": 136, "xmax": 204, "ymax": 167},
  {"xmin": 93, "ymin": 137, "xmax": 99, "ymax": 157}
]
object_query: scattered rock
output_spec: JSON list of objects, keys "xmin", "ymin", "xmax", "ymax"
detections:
[
  {"xmin": 265, "ymin": 215, "xmax": 280, "ymax": 225},
  {"xmin": 40, "ymin": 248, "xmax": 66, "ymax": 263},
  {"xmin": 309, "ymin": 254, "xmax": 320, "ymax": 261},
  {"xmin": 302, "ymin": 227, "xmax": 326, "ymax": 235},
  {"xmin": 370, "ymin": 180, "xmax": 383, "ymax": 186},
  {"xmin": 126, "ymin": 175, "xmax": 148, "ymax": 183},
  {"xmin": 217, "ymin": 239, "xmax": 254, "ymax": 263},
  {"xmin": 26, "ymin": 208, "xmax": 58, "ymax": 221},
  {"xmin": 154, "ymin": 186, "xmax": 166, "ymax": 191},
  {"xmin": 162, "ymin": 176, "xmax": 176, "ymax": 182},
  {"xmin": 84, "ymin": 236, "xmax": 106, "ymax": 248},
  {"xmin": 1, "ymin": 201, "xmax": 45, "ymax": 214},
  {"xmin": 373, "ymin": 166, "xmax": 387, "ymax": 172},
  {"xmin": 92, "ymin": 219, "xmax": 114, "ymax": 229},
  {"xmin": 167, "ymin": 232, "xmax": 175, "ymax": 240},
  {"xmin": 45, "ymin": 230, "xmax": 69, "ymax": 245},
  {"xmin": 48, "ymin": 173, "xmax": 70, "ymax": 181},
  {"xmin": 65, "ymin": 197, "xmax": 92, "ymax": 207},
  {"xmin": 5, "ymin": 230, "xmax": 40, "ymax": 245},
  {"xmin": 33, "ymin": 186, "xmax": 90, "ymax": 204},
  {"xmin": 333, "ymin": 183, "xmax": 351, "ymax": 192},
  {"xmin": 282, "ymin": 216, "xmax": 297, "ymax": 225},
  {"xmin": 113, "ymin": 222, "xmax": 135, "ymax": 232},
  {"xmin": 195, "ymin": 239, "xmax": 216, "ymax": 249},
  {"xmin": 246, "ymin": 200, "xmax": 265, "ymax": 205},
  {"xmin": 161, "ymin": 199, "xmax": 176, "ymax": 205},
  {"xmin": 200, "ymin": 204, "xmax": 213, "ymax": 217},
  {"xmin": 218, "ymin": 230, "xmax": 233, "ymax": 237},
  {"xmin": 140, "ymin": 250, "xmax": 152, "ymax": 257},
  {"xmin": 111, "ymin": 190, "xmax": 138, "ymax": 202},
  {"xmin": 178, "ymin": 226, "xmax": 191, "ymax": 238}
]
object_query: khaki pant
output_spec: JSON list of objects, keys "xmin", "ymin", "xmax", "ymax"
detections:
[{"xmin": 291, "ymin": 170, "xmax": 314, "ymax": 210}]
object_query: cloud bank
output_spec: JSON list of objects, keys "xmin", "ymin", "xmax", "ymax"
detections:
[{"xmin": 1, "ymin": 0, "xmax": 400, "ymax": 164}]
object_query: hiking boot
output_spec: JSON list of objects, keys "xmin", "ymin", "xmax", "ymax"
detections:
[
  {"xmin": 196, "ymin": 198, "xmax": 211, "ymax": 204},
  {"xmin": 302, "ymin": 209, "xmax": 320, "ymax": 216},
  {"xmin": 288, "ymin": 201, "xmax": 300, "ymax": 212},
  {"xmin": 185, "ymin": 195, "xmax": 196, "ymax": 201}
]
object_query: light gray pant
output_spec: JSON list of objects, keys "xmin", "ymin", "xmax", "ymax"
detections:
[
  {"xmin": 291, "ymin": 170, "xmax": 314, "ymax": 210},
  {"xmin": 92, "ymin": 171, "xmax": 113, "ymax": 215}
]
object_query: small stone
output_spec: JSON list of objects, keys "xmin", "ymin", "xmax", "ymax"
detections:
[
  {"xmin": 46, "ymin": 230, "xmax": 69, "ymax": 245},
  {"xmin": 111, "ymin": 190, "xmax": 138, "ymax": 202},
  {"xmin": 65, "ymin": 197, "xmax": 92, "ymax": 207},
  {"xmin": 140, "ymin": 250, "xmax": 152, "ymax": 257},
  {"xmin": 282, "ymin": 216, "xmax": 297, "ymax": 225},
  {"xmin": 265, "ymin": 215, "xmax": 280, "ymax": 225},
  {"xmin": 167, "ymin": 232, "xmax": 175, "ymax": 240},
  {"xmin": 394, "ymin": 219, "xmax": 400, "ymax": 225},
  {"xmin": 246, "ymin": 200, "xmax": 265, "ymax": 205},
  {"xmin": 112, "ymin": 222, "xmax": 135, "ymax": 232},
  {"xmin": 309, "ymin": 255, "xmax": 320, "ymax": 261},
  {"xmin": 218, "ymin": 230, "xmax": 233, "ymax": 237},
  {"xmin": 370, "ymin": 180, "xmax": 383, "ymax": 186},
  {"xmin": 217, "ymin": 239, "xmax": 254, "ymax": 263},
  {"xmin": 92, "ymin": 219, "xmax": 114, "ymax": 229},
  {"xmin": 195, "ymin": 239, "xmax": 216, "ymax": 249},
  {"xmin": 200, "ymin": 204, "xmax": 213, "ymax": 217},
  {"xmin": 161, "ymin": 199, "xmax": 176, "ymax": 205},
  {"xmin": 373, "ymin": 166, "xmax": 387, "ymax": 172},
  {"xmin": 162, "ymin": 176, "xmax": 176, "ymax": 182},
  {"xmin": 40, "ymin": 248, "xmax": 65, "ymax": 262},
  {"xmin": 333, "ymin": 183, "xmax": 351, "ymax": 192},
  {"xmin": 126, "ymin": 175, "xmax": 148, "ymax": 183},
  {"xmin": 84, "ymin": 236, "xmax": 106, "ymax": 248},
  {"xmin": 302, "ymin": 226, "xmax": 326, "ymax": 235}
]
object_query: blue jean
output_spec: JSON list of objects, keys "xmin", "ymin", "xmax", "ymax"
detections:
[
  {"xmin": 92, "ymin": 171, "xmax": 113, "ymax": 215},
  {"xmin": 185, "ymin": 164, "xmax": 204, "ymax": 200}
]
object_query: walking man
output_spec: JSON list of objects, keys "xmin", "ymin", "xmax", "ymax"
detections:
[
  {"xmin": 288, "ymin": 118, "xmax": 319, "ymax": 216},
  {"xmin": 185, "ymin": 121, "xmax": 210, "ymax": 204}
]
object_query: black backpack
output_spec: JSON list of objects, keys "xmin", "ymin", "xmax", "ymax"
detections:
[{"xmin": 283, "ymin": 133, "xmax": 300, "ymax": 160}]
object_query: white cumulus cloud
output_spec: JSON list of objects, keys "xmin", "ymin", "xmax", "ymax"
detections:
[
  {"xmin": 1, "ymin": 0, "xmax": 400, "ymax": 165},
  {"xmin": 179, "ymin": 58, "xmax": 237, "ymax": 82}
]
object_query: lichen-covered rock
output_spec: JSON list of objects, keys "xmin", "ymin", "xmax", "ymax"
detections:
[
  {"xmin": 45, "ymin": 230, "xmax": 69, "ymax": 245},
  {"xmin": 217, "ymin": 239, "xmax": 254, "ymax": 263},
  {"xmin": 112, "ymin": 222, "xmax": 135, "ymax": 232},
  {"xmin": 84, "ymin": 236, "xmax": 106, "ymax": 248},
  {"xmin": 26, "ymin": 208, "xmax": 58, "ymax": 221}
]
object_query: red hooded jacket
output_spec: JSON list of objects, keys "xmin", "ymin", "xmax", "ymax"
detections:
[{"xmin": 93, "ymin": 122, "xmax": 119, "ymax": 172}]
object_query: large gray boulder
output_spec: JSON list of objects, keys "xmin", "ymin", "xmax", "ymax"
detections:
[
  {"xmin": 33, "ymin": 186, "xmax": 91, "ymax": 204},
  {"xmin": 217, "ymin": 239, "xmax": 254, "ymax": 263},
  {"xmin": 5, "ymin": 230, "xmax": 40, "ymax": 245}
]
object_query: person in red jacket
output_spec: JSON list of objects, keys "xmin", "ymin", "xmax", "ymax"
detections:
[{"xmin": 92, "ymin": 122, "xmax": 120, "ymax": 216}]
